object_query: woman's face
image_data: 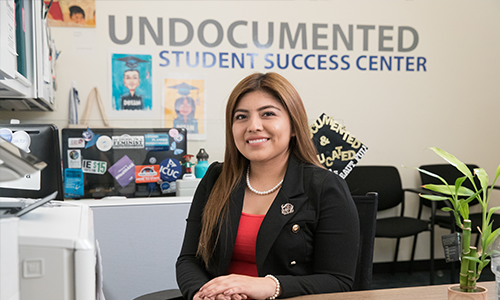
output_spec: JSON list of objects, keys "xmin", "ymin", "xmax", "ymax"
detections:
[
  {"xmin": 232, "ymin": 90, "xmax": 294, "ymax": 165},
  {"xmin": 179, "ymin": 98, "xmax": 192, "ymax": 117},
  {"xmin": 123, "ymin": 70, "xmax": 140, "ymax": 91}
]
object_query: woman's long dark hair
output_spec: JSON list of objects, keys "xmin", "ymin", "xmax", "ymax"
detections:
[{"xmin": 197, "ymin": 72, "xmax": 321, "ymax": 266}]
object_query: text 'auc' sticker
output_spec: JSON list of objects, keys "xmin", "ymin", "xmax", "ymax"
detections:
[{"xmin": 82, "ymin": 159, "xmax": 107, "ymax": 175}]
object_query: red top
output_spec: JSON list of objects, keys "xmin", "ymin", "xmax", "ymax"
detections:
[{"xmin": 227, "ymin": 212, "xmax": 265, "ymax": 277}]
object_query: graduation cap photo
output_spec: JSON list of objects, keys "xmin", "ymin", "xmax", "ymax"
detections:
[
  {"xmin": 111, "ymin": 53, "xmax": 153, "ymax": 112},
  {"xmin": 163, "ymin": 77, "xmax": 206, "ymax": 140},
  {"xmin": 310, "ymin": 113, "xmax": 368, "ymax": 179}
]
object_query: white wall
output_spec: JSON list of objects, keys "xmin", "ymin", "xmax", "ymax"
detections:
[{"xmin": 2, "ymin": 0, "xmax": 500, "ymax": 263}]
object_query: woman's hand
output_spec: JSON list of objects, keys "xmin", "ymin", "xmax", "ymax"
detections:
[
  {"xmin": 195, "ymin": 290, "xmax": 247, "ymax": 300},
  {"xmin": 198, "ymin": 274, "xmax": 277, "ymax": 300}
]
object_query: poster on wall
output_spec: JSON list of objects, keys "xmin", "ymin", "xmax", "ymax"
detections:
[
  {"xmin": 111, "ymin": 53, "xmax": 153, "ymax": 112},
  {"xmin": 163, "ymin": 75, "xmax": 206, "ymax": 140},
  {"xmin": 44, "ymin": 0, "xmax": 96, "ymax": 27},
  {"xmin": 310, "ymin": 113, "xmax": 369, "ymax": 179}
]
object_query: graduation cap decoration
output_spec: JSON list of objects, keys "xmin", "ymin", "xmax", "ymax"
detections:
[
  {"xmin": 310, "ymin": 113, "xmax": 368, "ymax": 179},
  {"xmin": 168, "ymin": 82, "xmax": 200, "ymax": 104},
  {"xmin": 117, "ymin": 55, "xmax": 149, "ymax": 69}
]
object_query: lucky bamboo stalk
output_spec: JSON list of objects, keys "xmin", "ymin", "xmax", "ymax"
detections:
[
  {"xmin": 460, "ymin": 220, "xmax": 472, "ymax": 292},
  {"xmin": 417, "ymin": 147, "xmax": 500, "ymax": 293},
  {"xmin": 467, "ymin": 247, "xmax": 478, "ymax": 293}
]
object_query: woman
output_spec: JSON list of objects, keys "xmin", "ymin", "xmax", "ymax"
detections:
[{"xmin": 176, "ymin": 73, "xmax": 359, "ymax": 300}]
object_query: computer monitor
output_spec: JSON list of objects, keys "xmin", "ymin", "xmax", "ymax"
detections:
[{"xmin": 0, "ymin": 124, "xmax": 63, "ymax": 200}]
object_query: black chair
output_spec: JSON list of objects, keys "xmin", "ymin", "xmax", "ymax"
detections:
[
  {"xmin": 133, "ymin": 289, "xmax": 182, "ymax": 300},
  {"xmin": 352, "ymin": 192, "xmax": 378, "ymax": 291},
  {"xmin": 345, "ymin": 166, "xmax": 434, "ymax": 284}
]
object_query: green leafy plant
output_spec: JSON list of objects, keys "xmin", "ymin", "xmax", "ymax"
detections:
[{"xmin": 417, "ymin": 147, "xmax": 500, "ymax": 292}]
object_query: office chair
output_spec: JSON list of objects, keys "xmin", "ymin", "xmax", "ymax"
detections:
[
  {"xmin": 133, "ymin": 289, "xmax": 182, "ymax": 300},
  {"xmin": 345, "ymin": 165, "xmax": 434, "ymax": 284},
  {"xmin": 351, "ymin": 192, "xmax": 378, "ymax": 291}
]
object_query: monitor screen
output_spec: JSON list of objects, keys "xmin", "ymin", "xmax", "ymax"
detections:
[
  {"xmin": 0, "ymin": 124, "xmax": 63, "ymax": 200},
  {"xmin": 62, "ymin": 127, "xmax": 188, "ymax": 199}
]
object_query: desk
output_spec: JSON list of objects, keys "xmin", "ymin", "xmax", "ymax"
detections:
[{"xmin": 291, "ymin": 282, "xmax": 497, "ymax": 300}]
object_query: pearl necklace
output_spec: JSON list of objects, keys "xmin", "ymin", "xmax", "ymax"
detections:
[{"xmin": 246, "ymin": 166, "xmax": 284, "ymax": 195}]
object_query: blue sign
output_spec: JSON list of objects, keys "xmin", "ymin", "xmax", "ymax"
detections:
[{"xmin": 145, "ymin": 133, "xmax": 169, "ymax": 151}]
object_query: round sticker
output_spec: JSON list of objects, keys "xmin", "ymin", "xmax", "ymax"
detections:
[
  {"xmin": 149, "ymin": 157, "xmax": 157, "ymax": 164},
  {"xmin": 69, "ymin": 150, "xmax": 80, "ymax": 160},
  {"xmin": 174, "ymin": 133, "xmax": 184, "ymax": 143},
  {"xmin": 159, "ymin": 158, "xmax": 182, "ymax": 181},
  {"xmin": 11, "ymin": 131, "xmax": 31, "ymax": 153},
  {"xmin": 160, "ymin": 181, "xmax": 170, "ymax": 192},
  {"xmin": 169, "ymin": 128, "xmax": 179, "ymax": 138},
  {"xmin": 0, "ymin": 128, "xmax": 13, "ymax": 142},
  {"xmin": 96, "ymin": 135, "xmax": 112, "ymax": 152},
  {"xmin": 82, "ymin": 130, "xmax": 94, "ymax": 142}
]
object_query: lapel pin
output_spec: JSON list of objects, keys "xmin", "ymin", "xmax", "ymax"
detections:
[{"xmin": 281, "ymin": 203, "xmax": 294, "ymax": 215}]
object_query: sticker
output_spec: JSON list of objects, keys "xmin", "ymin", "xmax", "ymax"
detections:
[
  {"xmin": 135, "ymin": 165, "xmax": 160, "ymax": 183},
  {"xmin": 161, "ymin": 181, "xmax": 176, "ymax": 194},
  {"xmin": 64, "ymin": 168, "xmax": 84, "ymax": 197},
  {"xmin": 108, "ymin": 155, "xmax": 136, "ymax": 187},
  {"xmin": 82, "ymin": 127, "xmax": 94, "ymax": 141},
  {"xmin": 11, "ymin": 130, "xmax": 31, "ymax": 153},
  {"xmin": 112, "ymin": 134, "xmax": 145, "ymax": 149},
  {"xmin": 169, "ymin": 128, "xmax": 179, "ymax": 138},
  {"xmin": 68, "ymin": 149, "xmax": 82, "ymax": 168},
  {"xmin": 160, "ymin": 181, "xmax": 170, "ymax": 193},
  {"xmin": 68, "ymin": 137, "xmax": 85, "ymax": 148},
  {"xmin": 96, "ymin": 135, "xmax": 112, "ymax": 152},
  {"xmin": 0, "ymin": 170, "xmax": 41, "ymax": 190},
  {"xmin": 82, "ymin": 159, "xmax": 107, "ymax": 175},
  {"xmin": 145, "ymin": 133, "xmax": 169, "ymax": 151},
  {"xmin": 0, "ymin": 128, "xmax": 13, "ymax": 142},
  {"xmin": 84, "ymin": 128, "xmax": 101, "ymax": 149},
  {"xmin": 149, "ymin": 157, "xmax": 157, "ymax": 164},
  {"xmin": 170, "ymin": 141, "xmax": 184, "ymax": 155},
  {"xmin": 174, "ymin": 133, "xmax": 184, "ymax": 143},
  {"xmin": 159, "ymin": 158, "xmax": 182, "ymax": 181}
]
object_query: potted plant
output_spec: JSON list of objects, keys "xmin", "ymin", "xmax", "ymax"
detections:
[{"xmin": 417, "ymin": 147, "xmax": 500, "ymax": 297}]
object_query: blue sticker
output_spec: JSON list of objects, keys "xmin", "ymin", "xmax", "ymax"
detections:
[
  {"xmin": 64, "ymin": 168, "xmax": 84, "ymax": 198},
  {"xmin": 159, "ymin": 158, "xmax": 182, "ymax": 181},
  {"xmin": 82, "ymin": 127, "xmax": 94, "ymax": 141},
  {"xmin": 145, "ymin": 133, "xmax": 169, "ymax": 151},
  {"xmin": 174, "ymin": 133, "xmax": 184, "ymax": 143},
  {"xmin": 0, "ymin": 128, "xmax": 13, "ymax": 142},
  {"xmin": 160, "ymin": 181, "xmax": 170, "ymax": 193},
  {"xmin": 170, "ymin": 140, "xmax": 184, "ymax": 155},
  {"xmin": 84, "ymin": 128, "xmax": 101, "ymax": 149}
]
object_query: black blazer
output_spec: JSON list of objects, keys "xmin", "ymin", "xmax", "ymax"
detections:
[{"xmin": 176, "ymin": 155, "xmax": 360, "ymax": 300}]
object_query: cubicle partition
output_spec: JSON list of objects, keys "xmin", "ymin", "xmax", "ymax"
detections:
[{"xmin": 78, "ymin": 197, "xmax": 192, "ymax": 300}]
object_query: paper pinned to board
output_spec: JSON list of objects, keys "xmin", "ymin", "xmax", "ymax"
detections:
[{"xmin": 310, "ymin": 113, "xmax": 368, "ymax": 179}]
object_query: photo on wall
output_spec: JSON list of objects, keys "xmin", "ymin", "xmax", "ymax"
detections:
[
  {"xmin": 111, "ymin": 53, "xmax": 153, "ymax": 112},
  {"xmin": 44, "ymin": 0, "xmax": 96, "ymax": 27},
  {"xmin": 163, "ymin": 75, "xmax": 206, "ymax": 140}
]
